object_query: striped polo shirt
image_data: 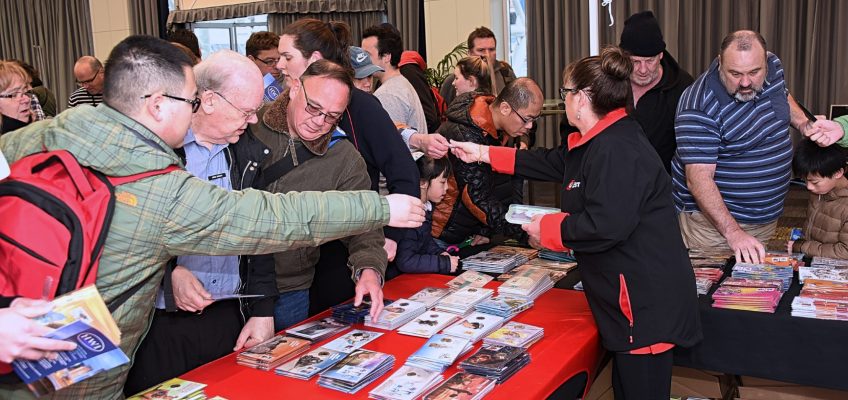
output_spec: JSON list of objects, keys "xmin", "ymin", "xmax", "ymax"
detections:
[
  {"xmin": 671, "ymin": 52, "xmax": 792, "ymax": 224},
  {"xmin": 67, "ymin": 87, "xmax": 103, "ymax": 108}
]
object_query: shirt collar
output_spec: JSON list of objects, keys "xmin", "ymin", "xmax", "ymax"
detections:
[
  {"xmin": 566, "ymin": 108, "xmax": 628, "ymax": 151},
  {"xmin": 183, "ymin": 128, "xmax": 229, "ymax": 155}
]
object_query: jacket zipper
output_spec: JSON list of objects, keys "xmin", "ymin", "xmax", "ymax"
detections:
[{"xmin": 619, "ymin": 273, "xmax": 635, "ymax": 344}]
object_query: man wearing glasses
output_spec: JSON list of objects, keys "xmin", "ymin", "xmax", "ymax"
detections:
[
  {"xmin": 432, "ymin": 77, "xmax": 543, "ymax": 248},
  {"xmin": 68, "ymin": 56, "xmax": 104, "ymax": 108},
  {"xmin": 246, "ymin": 31, "xmax": 283, "ymax": 84}
]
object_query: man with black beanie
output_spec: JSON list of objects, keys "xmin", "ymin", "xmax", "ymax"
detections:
[{"xmin": 619, "ymin": 10, "xmax": 693, "ymax": 173}]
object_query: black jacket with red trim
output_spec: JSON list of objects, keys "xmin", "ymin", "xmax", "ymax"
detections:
[
  {"xmin": 498, "ymin": 111, "xmax": 701, "ymax": 352},
  {"xmin": 432, "ymin": 92, "xmax": 525, "ymax": 244}
]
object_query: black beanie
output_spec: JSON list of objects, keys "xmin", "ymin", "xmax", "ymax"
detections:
[{"xmin": 619, "ymin": 11, "xmax": 666, "ymax": 57}]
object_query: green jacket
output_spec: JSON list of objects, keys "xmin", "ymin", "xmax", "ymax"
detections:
[
  {"xmin": 252, "ymin": 97, "xmax": 387, "ymax": 293},
  {"xmin": 836, "ymin": 115, "xmax": 848, "ymax": 148},
  {"xmin": 0, "ymin": 105, "xmax": 389, "ymax": 399}
]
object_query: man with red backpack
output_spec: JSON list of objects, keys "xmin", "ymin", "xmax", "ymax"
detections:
[{"xmin": 0, "ymin": 35, "xmax": 424, "ymax": 399}]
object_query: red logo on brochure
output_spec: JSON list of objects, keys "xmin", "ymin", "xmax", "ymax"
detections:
[{"xmin": 566, "ymin": 180, "xmax": 582, "ymax": 190}]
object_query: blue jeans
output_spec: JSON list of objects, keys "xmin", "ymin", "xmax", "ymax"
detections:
[{"xmin": 273, "ymin": 289, "xmax": 310, "ymax": 332}]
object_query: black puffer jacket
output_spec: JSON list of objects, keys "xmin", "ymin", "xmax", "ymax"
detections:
[{"xmin": 432, "ymin": 92, "xmax": 525, "ymax": 244}]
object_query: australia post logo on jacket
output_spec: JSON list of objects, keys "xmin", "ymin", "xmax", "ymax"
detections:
[{"xmin": 565, "ymin": 180, "xmax": 582, "ymax": 191}]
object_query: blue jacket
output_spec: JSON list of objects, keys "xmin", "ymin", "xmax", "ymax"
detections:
[{"xmin": 395, "ymin": 209, "xmax": 451, "ymax": 274}]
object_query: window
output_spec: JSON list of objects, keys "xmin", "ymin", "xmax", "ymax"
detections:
[
  {"xmin": 507, "ymin": 0, "xmax": 527, "ymax": 77},
  {"xmin": 191, "ymin": 15, "xmax": 268, "ymax": 58}
]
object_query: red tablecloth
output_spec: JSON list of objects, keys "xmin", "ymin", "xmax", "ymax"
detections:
[{"xmin": 181, "ymin": 274, "xmax": 603, "ymax": 399}]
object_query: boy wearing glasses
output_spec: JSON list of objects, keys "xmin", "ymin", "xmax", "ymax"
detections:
[{"xmin": 68, "ymin": 56, "xmax": 104, "ymax": 108}]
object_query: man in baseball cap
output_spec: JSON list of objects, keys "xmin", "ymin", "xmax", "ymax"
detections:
[
  {"xmin": 619, "ymin": 10, "xmax": 693, "ymax": 173},
  {"xmin": 349, "ymin": 46, "xmax": 383, "ymax": 93}
]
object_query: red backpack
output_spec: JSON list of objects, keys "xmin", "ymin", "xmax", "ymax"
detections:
[{"xmin": 0, "ymin": 150, "xmax": 178, "ymax": 300}]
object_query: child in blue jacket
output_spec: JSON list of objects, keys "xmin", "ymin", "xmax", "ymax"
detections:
[{"xmin": 395, "ymin": 156, "xmax": 459, "ymax": 274}]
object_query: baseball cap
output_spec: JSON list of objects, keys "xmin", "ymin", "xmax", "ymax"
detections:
[{"xmin": 348, "ymin": 46, "xmax": 384, "ymax": 79}]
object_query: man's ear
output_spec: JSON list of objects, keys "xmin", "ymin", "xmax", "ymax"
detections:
[
  {"xmin": 144, "ymin": 92, "xmax": 165, "ymax": 122},
  {"xmin": 199, "ymin": 90, "xmax": 215, "ymax": 114},
  {"xmin": 498, "ymin": 101, "xmax": 511, "ymax": 116}
]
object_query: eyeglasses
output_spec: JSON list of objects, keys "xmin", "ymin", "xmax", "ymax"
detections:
[
  {"xmin": 212, "ymin": 91, "xmax": 258, "ymax": 120},
  {"xmin": 256, "ymin": 57, "xmax": 280, "ymax": 67},
  {"xmin": 559, "ymin": 87, "xmax": 579, "ymax": 101},
  {"xmin": 140, "ymin": 93, "xmax": 201, "ymax": 113},
  {"xmin": 0, "ymin": 88, "xmax": 33, "ymax": 100},
  {"xmin": 299, "ymin": 78, "xmax": 343, "ymax": 125},
  {"xmin": 505, "ymin": 101, "xmax": 539, "ymax": 125},
  {"xmin": 76, "ymin": 67, "xmax": 101, "ymax": 87}
]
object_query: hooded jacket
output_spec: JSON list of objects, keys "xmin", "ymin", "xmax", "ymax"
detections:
[
  {"xmin": 432, "ymin": 92, "xmax": 525, "ymax": 244},
  {"xmin": 399, "ymin": 51, "xmax": 441, "ymax": 133},
  {"xmin": 792, "ymin": 187, "xmax": 848, "ymax": 258},
  {"xmin": 0, "ymin": 104, "xmax": 390, "ymax": 399}
]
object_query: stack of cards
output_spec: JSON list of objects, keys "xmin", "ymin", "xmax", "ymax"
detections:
[
  {"xmin": 504, "ymin": 204, "xmax": 561, "ymax": 224},
  {"xmin": 811, "ymin": 256, "xmax": 848, "ymax": 268},
  {"xmin": 474, "ymin": 295, "xmax": 533, "ymax": 319},
  {"xmin": 285, "ymin": 317, "xmax": 351, "ymax": 342},
  {"xmin": 318, "ymin": 349, "xmax": 395, "ymax": 394},
  {"xmin": 275, "ymin": 347, "xmax": 347, "ymax": 380},
  {"xmin": 368, "ymin": 365, "xmax": 444, "ymax": 400},
  {"xmin": 458, "ymin": 344, "xmax": 530, "ymax": 383},
  {"xmin": 731, "ymin": 262, "xmax": 793, "ymax": 291},
  {"xmin": 498, "ymin": 268, "xmax": 554, "ymax": 300},
  {"xmin": 799, "ymin": 265, "xmax": 848, "ymax": 284},
  {"xmin": 434, "ymin": 287, "xmax": 494, "ymax": 315},
  {"xmin": 422, "ymin": 372, "xmax": 496, "ymax": 400},
  {"xmin": 711, "ymin": 286, "xmax": 782, "ymax": 313},
  {"xmin": 693, "ymin": 267, "xmax": 724, "ymax": 295},
  {"xmin": 539, "ymin": 249, "xmax": 576, "ymax": 262},
  {"xmin": 127, "ymin": 378, "xmax": 206, "ymax": 400},
  {"xmin": 483, "ymin": 321, "xmax": 544, "ymax": 348},
  {"xmin": 332, "ymin": 299, "xmax": 394, "ymax": 323},
  {"xmin": 398, "ymin": 310, "xmax": 460, "ymax": 338},
  {"xmin": 442, "ymin": 312, "xmax": 505, "ymax": 342},
  {"xmin": 321, "ymin": 329, "xmax": 384, "ymax": 354},
  {"xmin": 365, "ymin": 298, "xmax": 427, "ymax": 330},
  {"xmin": 408, "ymin": 287, "xmax": 453, "ymax": 308},
  {"xmin": 462, "ymin": 251, "xmax": 527, "ymax": 274},
  {"xmin": 406, "ymin": 334, "xmax": 472, "ymax": 372},
  {"xmin": 792, "ymin": 279, "xmax": 848, "ymax": 320},
  {"xmin": 446, "ymin": 270, "xmax": 494, "ymax": 290},
  {"xmin": 721, "ymin": 277, "xmax": 784, "ymax": 292},
  {"xmin": 488, "ymin": 245, "xmax": 539, "ymax": 260},
  {"xmin": 236, "ymin": 335, "xmax": 310, "ymax": 371}
]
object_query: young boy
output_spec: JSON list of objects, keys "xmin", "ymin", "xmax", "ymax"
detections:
[{"xmin": 789, "ymin": 139, "xmax": 848, "ymax": 258}]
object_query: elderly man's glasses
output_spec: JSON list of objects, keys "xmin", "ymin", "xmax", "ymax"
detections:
[
  {"xmin": 0, "ymin": 88, "xmax": 33, "ymax": 100},
  {"xmin": 299, "ymin": 78, "xmax": 343, "ymax": 125},
  {"xmin": 213, "ymin": 91, "xmax": 258, "ymax": 120},
  {"xmin": 559, "ymin": 87, "xmax": 579, "ymax": 102},
  {"xmin": 140, "ymin": 93, "xmax": 201, "ymax": 113},
  {"xmin": 505, "ymin": 101, "xmax": 539, "ymax": 125},
  {"xmin": 76, "ymin": 67, "xmax": 101, "ymax": 87}
]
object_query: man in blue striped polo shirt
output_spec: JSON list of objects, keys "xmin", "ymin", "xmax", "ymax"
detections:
[{"xmin": 672, "ymin": 30, "xmax": 837, "ymax": 264}]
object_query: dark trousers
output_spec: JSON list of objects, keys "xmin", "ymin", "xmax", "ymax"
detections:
[
  {"xmin": 123, "ymin": 300, "xmax": 243, "ymax": 396},
  {"xmin": 611, "ymin": 349, "xmax": 673, "ymax": 400}
]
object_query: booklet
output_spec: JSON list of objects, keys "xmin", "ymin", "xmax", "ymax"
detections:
[
  {"xmin": 285, "ymin": 317, "xmax": 351, "ymax": 342},
  {"xmin": 35, "ymin": 285, "xmax": 121, "ymax": 344},
  {"xmin": 446, "ymin": 270, "xmax": 493, "ymax": 290},
  {"xmin": 322, "ymin": 329, "xmax": 384, "ymax": 354},
  {"xmin": 275, "ymin": 347, "xmax": 347, "ymax": 380},
  {"xmin": 369, "ymin": 365, "xmax": 443, "ymax": 400},
  {"xmin": 127, "ymin": 378, "xmax": 207, "ymax": 400}
]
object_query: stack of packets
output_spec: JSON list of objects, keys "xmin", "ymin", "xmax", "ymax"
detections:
[
  {"xmin": 489, "ymin": 245, "xmax": 539, "ymax": 261},
  {"xmin": 236, "ymin": 335, "xmax": 309, "ymax": 371},
  {"xmin": 398, "ymin": 310, "xmax": 460, "ymax": 338},
  {"xmin": 434, "ymin": 287, "xmax": 494, "ymax": 315},
  {"xmin": 762, "ymin": 252, "xmax": 805, "ymax": 270},
  {"xmin": 365, "ymin": 298, "xmax": 427, "ymax": 330},
  {"xmin": 458, "ymin": 344, "xmax": 530, "ymax": 383},
  {"xmin": 332, "ymin": 298, "xmax": 394, "ymax": 323},
  {"xmin": 462, "ymin": 251, "xmax": 527, "ymax": 274},
  {"xmin": 811, "ymin": 256, "xmax": 848, "ymax": 268},
  {"xmin": 539, "ymin": 249, "xmax": 576, "ymax": 262},
  {"xmin": 446, "ymin": 270, "xmax": 493, "ymax": 290},
  {"xmin": 499, "ymin": 258, "xmax": 576, "ymax": 282},
  {"xmin": 407, "ymin": 287, "xmax": 453, "ymax": 308},
  {"xmin": 792, "ymin": 279, "xmax": 848, "ymax": 320},
  {"xmin": 12, "ymin": 286, "xmax": 130, "ymax": 397},
  {"xmin": 731, "ymin": 262, "xmax": 794, "ymax": 291},
  {"xmin": 276, "ymin": 329, "xmax": 383, "ymax": 379},
  {"xmin": 442, "ymin": 312, "xmax": 505, "ymax": 342},
  {"xmin": 799, "ymin": 257, "xmax": 848, "ymax": 284},
  {"xmin": 422, "ymin": 372, "xmax": 496, "ymax": 400},
  {"xmin": 406, "ymin": 334, "xmax": 473, "ymax": 372},
  {"xmin": 483, "ymin": 321, "xmax": 544, "ymax": 348},
  {"xmin": 368, "ymin": 365, "xmax": 444, "ymax": 400},
  {"xmin": 504, "ymin": 204, "xmax": 561, "ymax": 225},
  {"xmin": 127, "ymin": 378, "xmax": 207, "ymax": 400},
  {"xmin": 711, "ymin": 277, "xmax": 784, "ymax": 313},
  {"xmin": 475, "ymin": 294, "xmax": 533, "ymax": 319},
  {"xmin": 285, "ymin": 317, "xmax": 351, "ymax": 342},
  {"xmin": 693, "ymin": 267, "xmax": 725, "ymax": 295},
  {"xmin": 317, "ymin": 349, "xmax": 395, "ymax": 394},
  {"xmin": 498, "ymin": 267, "xmax": 554, "ymax": 300}
]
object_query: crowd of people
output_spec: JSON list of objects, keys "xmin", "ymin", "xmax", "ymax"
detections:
[{"xmin": 1, "ymin": 10, "xmax": 848, "ymax": 400}]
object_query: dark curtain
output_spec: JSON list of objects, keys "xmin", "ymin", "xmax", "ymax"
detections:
[
  {"xmin": 0, "ymin": 0, "xmax": 94, "ymax": 114},
  {"xmin": 268, "ymin": 10, "xmax": 385, "ymax": 42},
  {"xmin": 128, "ymin": 0, "xmax": 161, "ymax": 37},
  {"xmin": 386, "ymin": 0, "xmax": 421, "ymax": 53}
]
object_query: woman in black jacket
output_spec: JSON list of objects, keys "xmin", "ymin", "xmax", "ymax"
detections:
[{"xmin": 451, "ymin": 47, "xmax": 701, "ymax": 399}]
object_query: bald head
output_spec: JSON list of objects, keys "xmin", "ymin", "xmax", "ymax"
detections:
[
  {"xmin": 194, "ymin": 49, "xmax": 263, "ymax": 96},
  {"xmin": 493, "ymin": 77, "xmax": 544, "ymax": 137},
  {"xmin": 73, "ymin": 55, "xmax": 105, "ymax": 94},
  {"xmin": 495, "ymin": 77, "xmax": 544, "ymax": 110},
  {"xmin": 720, "ymin": 30, "xmax": 767, "ymax": 58}
]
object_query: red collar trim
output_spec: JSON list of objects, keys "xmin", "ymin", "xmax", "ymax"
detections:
[
  {"xmin": 566, "ymin": 108, "xmax": 628, "ymax": 151},
  {"xmin": 470, "ymin": 95, "xmax": 499, "ymax": 139}
]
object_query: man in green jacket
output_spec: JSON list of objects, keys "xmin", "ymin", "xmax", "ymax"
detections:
[{"xmin": 0, "ymin": 35, "xmax": 424, "ymax": 399}]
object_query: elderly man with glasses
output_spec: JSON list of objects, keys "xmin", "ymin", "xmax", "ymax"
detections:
[
  {"xmin": 433, "ymin": 77, "xmax": 543, "ymax": 249},
  {"xmin": 68, "ymin": 55, "xmax": 104, "ymax": 108}
]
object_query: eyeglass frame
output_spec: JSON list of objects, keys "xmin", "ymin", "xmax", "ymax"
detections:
[
  {"xmin": 298, "ymin": 78, "xmax": 343, "ymax": 125},
  {"xmin": 212, "ymin": 90, "xmax": 258, "ymax": 121},
  {"xmin": 559, "ymin": 86, "xmax": 580, "ymax": 102},
  {"xmin": 140, "ymin": 93, "xmax": 201, "ymax": 113},
  {"xmin": 254, "ymin": 56, "xmax": 281, "ymax": 67},
  {"xmin": 504, "ymin": 101, "xmax": 539, "ymax": 125},
  {"xmin": 0, "ymin": 87, "xmax": 34, "ymax": 100},
  {"xmin": 76, "ymin": 66, "xmax": 101, "ymax": 87}
]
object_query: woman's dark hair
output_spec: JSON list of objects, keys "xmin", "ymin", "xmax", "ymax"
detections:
[
  {"xmin": 455, "ymin": 56, "xmax": 492, "ymax": 94},
  {"xmin": 167, "ymin": 29, "xmax": 201, "ymax": 59},
  {"xmin": 11, "ymin": 60, "xmax": 41, "ymax": 86},
  {"xmin": 563, "ymin": 45, "xmax": 633, "ymax": 117},
  {"xmin": 281, "ymin": 19, "xmax": 353, "ymax": 73},
  {"xmin": 416, "ymin": 155, "xmax": 452, "ymax": 183},
  {"xmin": 793, "ymin": 138, "xmax": 848, "ymax": 178}
]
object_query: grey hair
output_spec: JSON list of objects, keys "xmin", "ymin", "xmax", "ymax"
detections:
[{"xmin": 194, "ymin": 49, "xmax": 259, "ymax": 95}]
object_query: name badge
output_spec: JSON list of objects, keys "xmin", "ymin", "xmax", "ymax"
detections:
[{"xmin": 208, "ymin": 173, "xmax": 226, "ymax": 181}]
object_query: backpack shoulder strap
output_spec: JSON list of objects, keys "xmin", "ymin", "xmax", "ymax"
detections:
[{"xmin": 108, "ymin": 165, "xmax": 181, "ymax": 186}]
